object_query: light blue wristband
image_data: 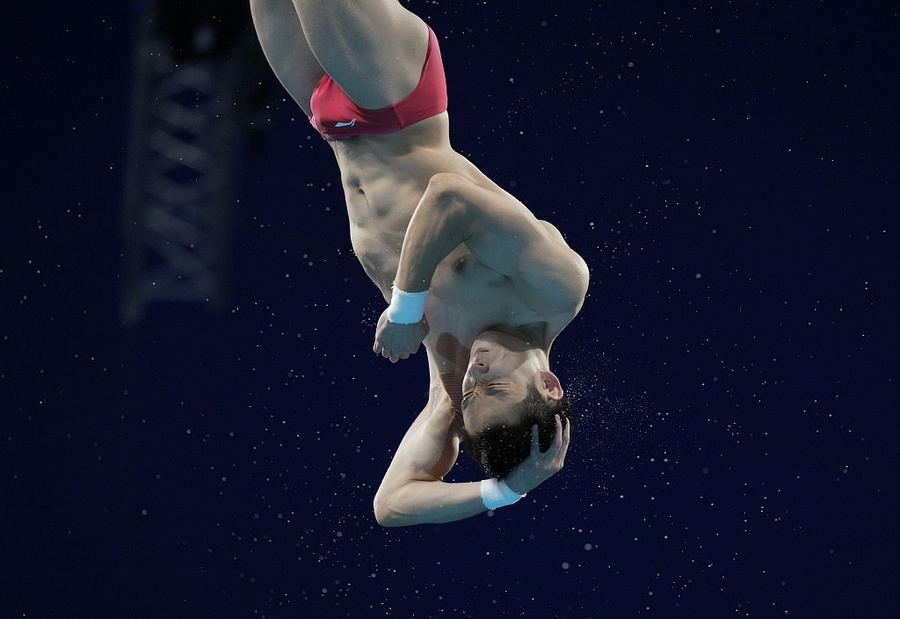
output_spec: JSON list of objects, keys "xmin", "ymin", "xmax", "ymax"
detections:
[
  {"xmin": 480, "ymin": 478, "xmax": 525, "ymax": 510},
  {"xmin": 386, "ymin": 284, "xmax": 428, "ymax": 324}
]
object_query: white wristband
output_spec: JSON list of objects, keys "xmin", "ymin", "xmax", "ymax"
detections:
[
  {"xmin": 386, "ymin": 284, "xmax": 428, "ymax": 324},
  {"xmin": 480, "ymin": 478, "xmax": 525, "ymax": 510}
]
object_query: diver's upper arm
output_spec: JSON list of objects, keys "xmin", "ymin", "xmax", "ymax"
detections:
[{"xmin": 436, "ymin": 173, "xmax": 589, "ymax": 315}]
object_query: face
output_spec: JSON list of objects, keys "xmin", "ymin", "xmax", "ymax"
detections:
[{"xmin": 460, "ymin": 332, "xmax": 560, "ymax": 435}]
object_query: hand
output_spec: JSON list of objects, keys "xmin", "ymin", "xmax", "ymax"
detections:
[
  {"xmin": 372, "ymin": 308, "xmax": 429, "ymax": 363},
  {"xmin": 504, "ymin": 415, "xmax": 570, "ymax": 495}
]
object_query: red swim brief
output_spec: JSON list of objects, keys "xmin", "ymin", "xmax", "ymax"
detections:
[{"xmin": 308, "ymin": 25, "xmax": 448, "ymax": 141}]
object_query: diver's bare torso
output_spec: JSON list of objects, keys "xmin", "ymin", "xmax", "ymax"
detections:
[
  {"xmin": 251, "ymin": 0, "xmax": 578, "ymax": 407},
  {"xmin": 327, "ymin": 112, "xmax": 506, "ymax": 296},
  {"xmin": 327, "ymin": 114, "xmax": 573, "ymax": 381}
]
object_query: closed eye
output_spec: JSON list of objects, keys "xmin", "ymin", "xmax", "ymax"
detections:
[
  {"xmin": 485, "ymin": 382, "xmax": 509, "ymax": 395},
  {"xmin": 462, "ymin": 383, "xmax": 509, "ymax": 410}
]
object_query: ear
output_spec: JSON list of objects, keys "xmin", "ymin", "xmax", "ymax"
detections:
[{"xmin": 538, "ymin": 370, "xmax": 564, "ymax": 400}]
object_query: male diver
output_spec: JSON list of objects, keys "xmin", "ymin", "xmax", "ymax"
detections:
[{"xmin": 251, "ymin": 0, "xmax": 589, "ymax": 526}]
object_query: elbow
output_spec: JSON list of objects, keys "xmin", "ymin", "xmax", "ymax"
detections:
[
  {"xmin": 425, "ymin": 173, "xmax": 466, "ymax": 209},
  {"xmin": 372, "ymin": 490, "xmax": 404, "ymax": 528}
]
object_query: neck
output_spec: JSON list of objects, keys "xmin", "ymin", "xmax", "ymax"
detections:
[
  {"xmin": 479, "ymin": 323, "xmax": 551, "ymax": 355},
  {"xmin": 426, "ymin": 322, "xmax": 552, "ymax": 390}
]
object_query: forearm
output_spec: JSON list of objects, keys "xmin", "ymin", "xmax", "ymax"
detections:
[
  {"xmin": 394, "ymin": 173, "xmax": 472, "ymax": 293},
  {"xmin": 374, "ymin": 479, "xmax": 487, "ymax": 527},
  {"xmin": 373, "ymin": 393, "xmax": 490, "ymax": 527}
]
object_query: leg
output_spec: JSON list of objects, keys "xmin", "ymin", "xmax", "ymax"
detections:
[
  {"xmin": 292, "ymin": 0, "xmax": 429, "ymax": 109},
  {"xmin": 250, "ymin": 0, "xmax": 325, "ymax": 115}
]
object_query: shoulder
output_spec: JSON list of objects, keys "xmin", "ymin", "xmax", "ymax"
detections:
[{"xmin": 517, "ymin": 225, "xmax": 590, "ymax": 318}]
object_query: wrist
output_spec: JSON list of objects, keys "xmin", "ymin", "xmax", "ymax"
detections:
[
  {"xmin": 480, "ymin": 478, "xmax": 525, "ymax": 510},
  {"xmin": 386, "ymin": 284, "xmax": 428, "ymax": 324}
]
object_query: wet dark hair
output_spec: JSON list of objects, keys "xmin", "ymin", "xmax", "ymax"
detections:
[{"xmin": 463, "ymin": 383, "xmax": 573, "ymax": 479}]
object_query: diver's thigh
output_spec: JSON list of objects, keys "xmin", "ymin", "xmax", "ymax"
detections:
[
  {"xmin": 292, "ymin": 0, "xmax": 429, "ymax": 108},
  {"xmin": 250, "ymin": 0, "xmax": 324, "ymax": 114}
]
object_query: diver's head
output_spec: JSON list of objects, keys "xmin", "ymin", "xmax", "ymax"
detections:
[{"xmin": 460, "ymin": 330, "xmax": 573, "ymax": 478}]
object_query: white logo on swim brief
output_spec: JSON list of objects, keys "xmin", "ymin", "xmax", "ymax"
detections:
[{"xmin": 335, "ymin": 119, "xmax": 357, "ymax": 128}]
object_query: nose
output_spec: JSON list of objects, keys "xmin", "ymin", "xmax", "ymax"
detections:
[
  {"xmin": 471, "ymin": 348, "xmax": 491, "ymax": 368},
  {"xmin": 464, "ymin": 360, "xmax": 488, "ymax": 389}
]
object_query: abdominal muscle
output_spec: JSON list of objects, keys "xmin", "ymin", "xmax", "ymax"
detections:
[
  {"xmin": 328, "ymin": 113, "xmax": 500, "ymax": 300},
  {"xmin": 328, "ymin": 115, "xmax": 546, "ymax": 393}
]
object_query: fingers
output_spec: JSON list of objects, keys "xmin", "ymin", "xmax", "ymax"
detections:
[
  {"xmin": 530, "ymin": 416, "xmax": 568, "ymax": 458},
  {"xmin": 547, "ymin": 415, "xmax": 569, "ymax": 462},
  {"xmin": 372, "ymin": 341, "xmax": 392, "ymax": 361},
  {"xmin": 558, "ymin": 416, "xmax": 570, "ymax": 462},
  {"xmin": 372, "ymin": 317, "xmax": 425, "ymax": 362},
  {"xmin": 372, "ymin": 342, "xmax": 413, "ymax": 363}
]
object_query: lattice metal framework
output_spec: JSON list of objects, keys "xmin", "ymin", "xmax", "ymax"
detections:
[{"xmin": 120, "ymin": 3, "xmax": 262, "ymax": 325}]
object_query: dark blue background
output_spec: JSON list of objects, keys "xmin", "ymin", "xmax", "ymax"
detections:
[{"xmin": 2, "ymin": 1, "xmax": 898, "ymax": 617}]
